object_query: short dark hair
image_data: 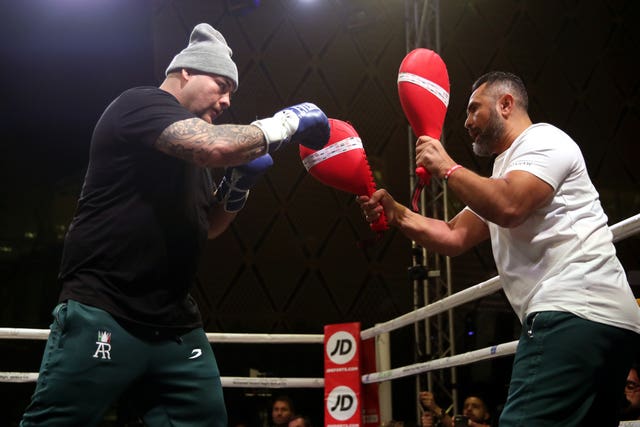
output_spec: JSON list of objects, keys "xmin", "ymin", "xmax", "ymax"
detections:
[
  {"xmin": 272, "ymin": 394, "xmax": 295, "ymax": 412},
  {"xmin": 472, "ymin": 71, "xmax": 529, "ymax": 111},
  {"xmin": 289, "ymin": 414, "xmax": 313, "ymax": 427},
  {"xmin": 460, "ymin": 382, "xmax": 494, "ymax": 415}
]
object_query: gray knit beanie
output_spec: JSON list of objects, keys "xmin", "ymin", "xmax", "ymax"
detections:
[{"xmin": 165, "ymin": 23, "xmax": 238, "ymax": 90}]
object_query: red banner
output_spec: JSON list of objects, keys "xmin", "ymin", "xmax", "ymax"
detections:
[{"xmin": 324, "ymin": 323, "xmax": 362, "ymax": 427}]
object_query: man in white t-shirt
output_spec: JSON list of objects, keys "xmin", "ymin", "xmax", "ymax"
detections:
[{"xmin": 358, "ymin": 71, "xmax": 640, "ymax": 426}]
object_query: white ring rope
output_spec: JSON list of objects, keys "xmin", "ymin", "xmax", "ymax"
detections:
[
  {"xmin": 206, "ymin": 333, "xmax": 324, "ymax": 344},
  {"xmin": 362, "ymin": 341, "xmax": 519, "ymax": 384},
  {"xmin": 0, "ymin": 329, "xmax": 323, "ymax": 344},
  {"xmin": 1, "ymin": 213, "xmax": 638, "ymax": 386},
  {"xmin": 0, "ymin": 328, "xmax": 50, "ymax": 340},
  {"xmin": 610, "ymin": 213, "xmax": 640, "ymax": 242},
  {"xmin": 361, "ymin": 276, "xmax": 502, "ymax": 340},
  {"xmin": 0, "ymin": 372, "xmax": 324, "ymax": 388},
  {"xmin": 222, "ymin": 377, "xmax": 324, "ymax": 389}
]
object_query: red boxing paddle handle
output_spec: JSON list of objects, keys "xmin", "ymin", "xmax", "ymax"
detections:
[
  {"xmin": 415, "ymin": 166, "xmax": 431, "ymax": 185},
  {"xmin": 371, "ymin": 210, "xmax": 388, "ymax": 232}
]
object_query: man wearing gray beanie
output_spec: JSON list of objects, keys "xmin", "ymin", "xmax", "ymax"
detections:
[
  {"xmin": 21, "ymin": 23, "xmax": 329, "ymax": 427},
  {"xmin": 166, "ymin": 23, "xmax": 239, "ymax": 91}
]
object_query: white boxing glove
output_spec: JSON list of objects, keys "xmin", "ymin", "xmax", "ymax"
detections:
[{"xmin": 251, "ymin": 102, "xmax": 330, "ymax": 152}]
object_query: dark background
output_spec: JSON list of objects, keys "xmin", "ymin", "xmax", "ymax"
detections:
[{"xmin": 1, "ymin": 0, "xmax": 639, "ymax": 425}]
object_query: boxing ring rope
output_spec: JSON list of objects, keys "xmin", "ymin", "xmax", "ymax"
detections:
[
  {"xmin": 0, "ymin": 331, "xmax": 326, "ymax": 387},
  {"xmin": 1, "ymin": 213, "xmax": 639, "ymax": 391}
]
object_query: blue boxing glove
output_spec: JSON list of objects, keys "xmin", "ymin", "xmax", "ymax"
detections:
[
  {"xmin": 251, "ymin": 102, "xmax": 330, "ymax": 152},
  {"xmin": 215, "ymin": 154, "xmax": 274, "ymax": 212}
]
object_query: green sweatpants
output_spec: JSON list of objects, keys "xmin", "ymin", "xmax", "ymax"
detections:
[
  {"xmin": 20, "ymin": 299, "xmax": 227, "ymax": 427},
  {"xmin": 499, "ymin": 311, "xmax": 640, "ymax": 427}
]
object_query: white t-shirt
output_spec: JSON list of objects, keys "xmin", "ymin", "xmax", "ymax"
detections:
[{"xmin": 472, "ymin": 123, "xmax": 640, "ymax": 333}]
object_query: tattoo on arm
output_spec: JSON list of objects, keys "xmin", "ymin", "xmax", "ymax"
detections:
[{"xmin": 155, "ymin": 118, "xmax": 267, "ymax": 167}]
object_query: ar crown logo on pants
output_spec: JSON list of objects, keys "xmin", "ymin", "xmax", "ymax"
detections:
[{"xmin": 92, "ymin": 330, "xmax": 112, "ymax": 360}]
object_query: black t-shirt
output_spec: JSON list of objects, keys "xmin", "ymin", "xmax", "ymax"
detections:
[{"xmin": 59, "ymin": 87, "xmax": 214, "ymax": 332}]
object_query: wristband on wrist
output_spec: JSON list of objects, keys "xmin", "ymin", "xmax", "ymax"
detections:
[{"xmin": 443, "ymin": 164, "xmax": 462, "ymax": 182}]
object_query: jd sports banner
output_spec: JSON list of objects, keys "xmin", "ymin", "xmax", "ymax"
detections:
[{"xmin": 324, "ymin": 323, "xmax": 362, "ymax": 427}]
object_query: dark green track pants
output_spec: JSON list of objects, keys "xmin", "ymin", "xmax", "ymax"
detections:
[
  {"xmin": 20, "ymin": 299, "xmax": 227, "ymax": 427},
  {"xmin": 499, "ymin": 311, "xmax": 640, "ymax": 427}
]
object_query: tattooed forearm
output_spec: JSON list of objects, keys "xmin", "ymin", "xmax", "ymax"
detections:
[{"xmin": 155, "ymin": 118, "xmax": 267, "ymax": 167}]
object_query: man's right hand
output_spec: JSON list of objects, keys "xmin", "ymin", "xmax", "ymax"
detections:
[
  {"xmin": 357, "ymin": 189, "xmax": 403, "ymax": 227},
  {"xmin": 251, "ymin": 102, "xmax": 330, "ymax": 152}
]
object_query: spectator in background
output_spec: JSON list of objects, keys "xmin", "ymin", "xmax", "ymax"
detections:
[
  {"xmin": 420, "ymin": 411, "xmax": 435, "ymax": 427},
  {"xmin": 420, "ymin": 390, "xmax": 492, "ymax": 427},
  {"xmin": 288, "ymin": 414, "xmax": 313, "ymax": 427},
  {"xmin": 621, "ymin": 363, "xmax": 640, "ymax": 420},
  {"xmin": 271, "ymin": 395, "xmax": 295, "ymax": 427}
]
